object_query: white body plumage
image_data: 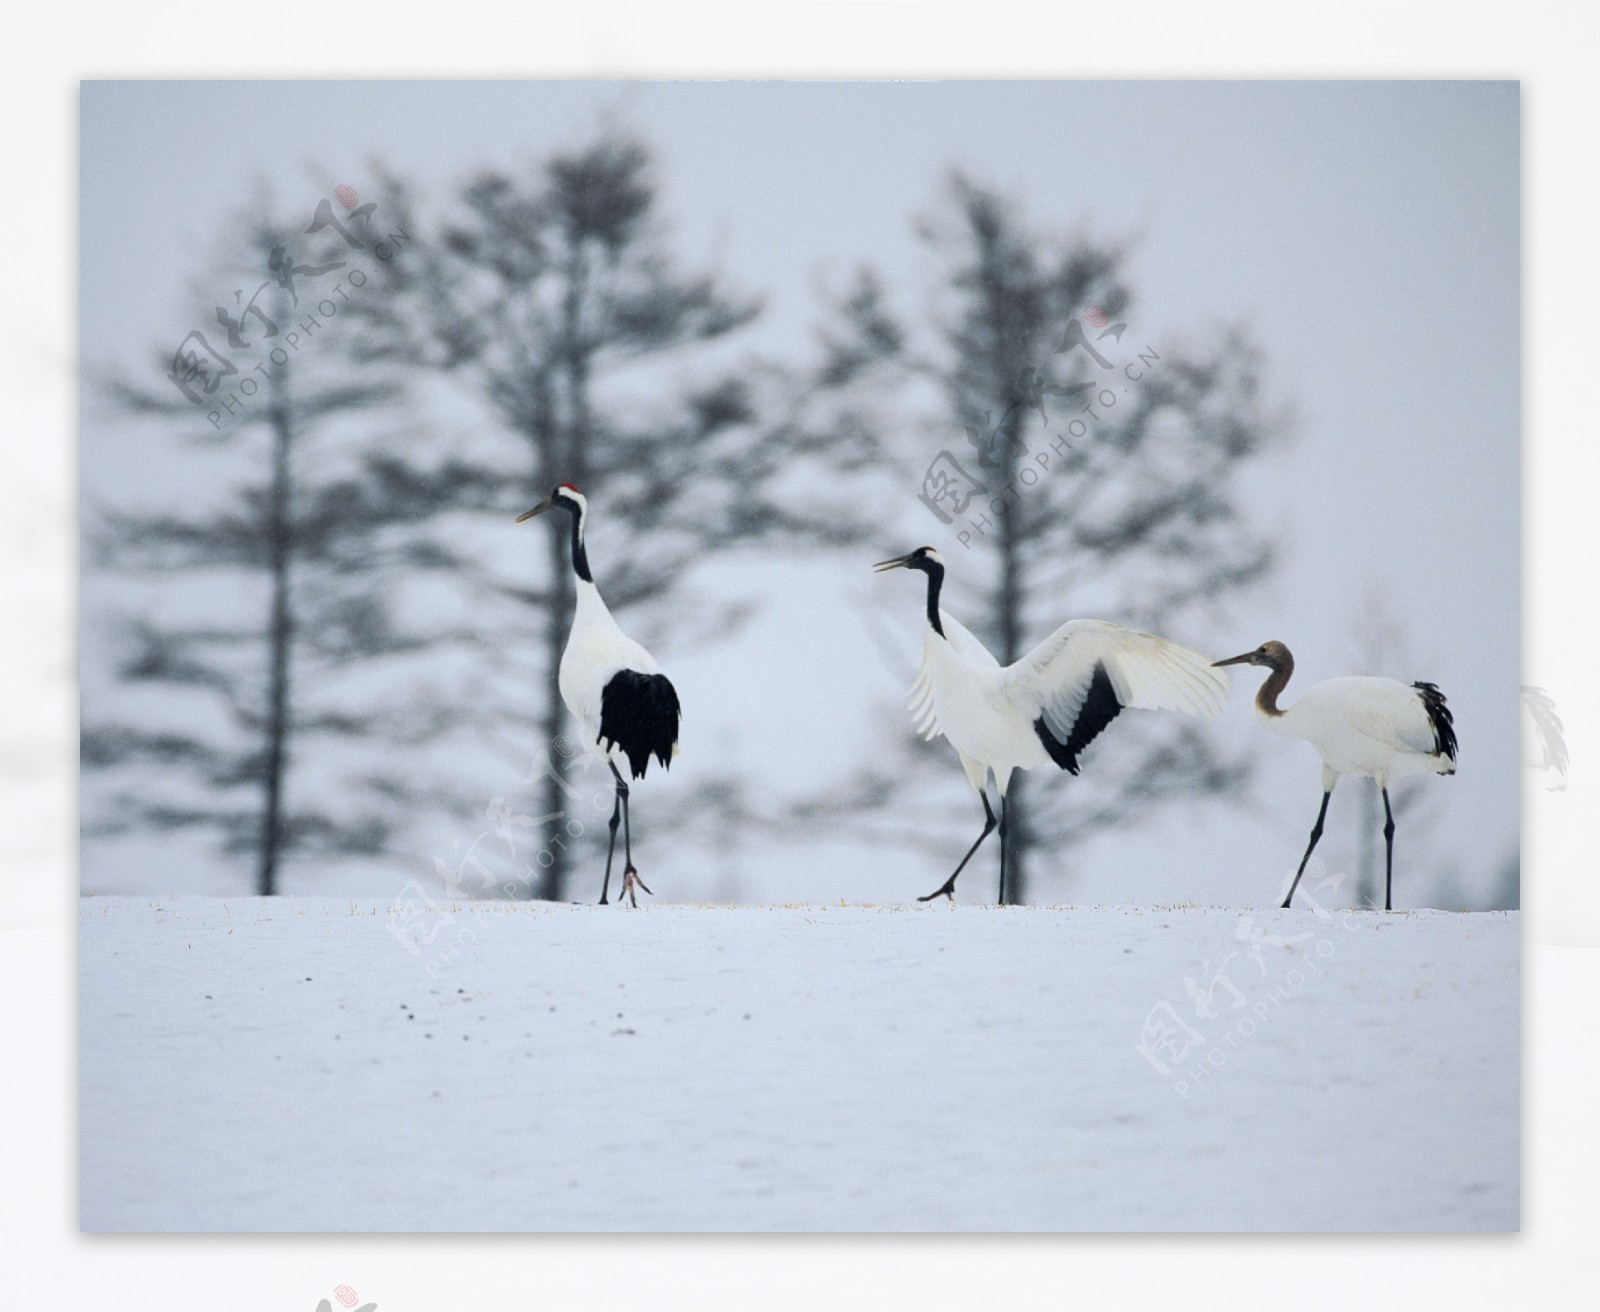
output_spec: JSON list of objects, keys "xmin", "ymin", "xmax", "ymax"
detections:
[
  {"xmin": 559, "ymin": 578, "xmax": 667, "ymax": 776},
  {"xmin": 1260, "ymin": 675, "xmax": 1458, "ymax": 790}
]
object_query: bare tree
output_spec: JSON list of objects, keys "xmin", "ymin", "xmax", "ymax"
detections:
[{"xmin": 83, "ymin": 198, "xmax": 452, "ymax": 894}]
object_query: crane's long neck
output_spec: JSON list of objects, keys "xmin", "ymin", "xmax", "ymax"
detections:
[
  {"xmin": 921, "ymin": 561, "xmax": 945, "ymax": 637},
  {"xmin": 1257, "ymin": 653, "xmax": 1294, "ymax": 718},
  {"xmin": 567, "ymin": 507, "xmax": 593, "ymax": 584}
]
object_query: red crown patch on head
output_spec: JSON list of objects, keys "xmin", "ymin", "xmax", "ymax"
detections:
[{"xmin": 559, "ymin": 481, "xmax": 582, "ymax": 493}]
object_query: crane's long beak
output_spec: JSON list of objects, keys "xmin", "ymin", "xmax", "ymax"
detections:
[
  {"xmin": 1212, "ymin": 651, "xmax": 1256, "ymax": 668},
  {"xmin": 515, "ymin": 497, "xmax": 555, "ymax": 523},
  {"xmin": 873, "ymin": 554, "xmax": 913, "ymax": 573}
]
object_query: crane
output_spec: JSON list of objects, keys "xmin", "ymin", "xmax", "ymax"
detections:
[
  {"xmin": 517, "ymin": 483, "xmax": 681, "ymax": 906},
  {"xmin": 1212, "ymin": 640, "xmax": 1457, "ymax": 911},
  {"xmin": 875, "ymin": 547, "xmax": 1230, "ymax": 903}
]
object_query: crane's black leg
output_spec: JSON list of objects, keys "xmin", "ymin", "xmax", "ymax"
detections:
[
  {"xmin": 1282, "ymin": 791, "xmax": 1331, "ymax": 909},
  {"xmin": 599, "ymin": 770, "xmax": 624, "ymax": 905},
  {"xmin": 613, "ymin": 761, "xmax": 651, "ymax": 908},
  {"xmin": 919, "ymin": 791, "xmax": 997, "ymax": 903},
  {"xmin": 998, "ymin": 796, "xmax": 1009, "ymax": 906},
  {"xmin": 1381, "ymin": 786, "xmax": 1396, "ymax": 912}
]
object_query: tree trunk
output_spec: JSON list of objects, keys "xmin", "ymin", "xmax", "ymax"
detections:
[
  {"xmin": 537, "ymin": 533, "xmax": 575, "ymax": 902},
  {"xmin": 257, "ymin": 372, "xmax": 295, "ymax": 897},
  {"xmin": 1356, "ymin": 780, "xmax": 1378, "ymax": 909},
  {"xmin": 997, "ymin": 403, "xmax": 1029, "ymax": 904},
  {"xmin": 533, "ymin": 233, "xmax": 595, "ymax": 904}
]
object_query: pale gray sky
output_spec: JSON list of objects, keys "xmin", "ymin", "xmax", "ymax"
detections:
[{"xmin": 80, "ymin": 80, "xmax": 1518, "ymax": 907}]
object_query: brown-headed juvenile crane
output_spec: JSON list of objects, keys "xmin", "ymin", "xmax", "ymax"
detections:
[
  {"xmin": 876, "ymin": 547, "xmax": 1230, "ymax": 903},
  {"xmin": 518, "ymin": 483, "xmax": 681, "ymax": 907},
  {"xmin": 1213, "ymin": 640, "xmax": 1457, "ymax": 911}
]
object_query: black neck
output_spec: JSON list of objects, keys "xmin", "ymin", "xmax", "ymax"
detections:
[
  {"xmin": 922, "ymin": 561, "xmax": 945, "ymax": 636},
  {"xmin": 569, "ymin": 511, "xmax": 592, "ymax": 583}
]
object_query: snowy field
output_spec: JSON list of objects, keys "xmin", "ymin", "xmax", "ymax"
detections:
[{"xmin": 79, "ymin": 897, "xmax": 1518, "ymax": 1232}]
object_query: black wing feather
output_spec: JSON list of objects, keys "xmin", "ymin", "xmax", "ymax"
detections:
[
  {"xmin": 1412, "ymin": 681, "xmax": 1458, "ymax": 763},
  {"xmin": 1034, "ymin": 661, "xmax": 1124, "ymax": 775},
  {"xmin": 599, "ymin": 671, "xmax": 681, "ymax": 779}
]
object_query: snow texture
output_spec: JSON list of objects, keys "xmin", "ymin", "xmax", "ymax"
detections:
[{"xmin": 80, "ymin": 898, "xmax": 1517, "ymax": 1232}]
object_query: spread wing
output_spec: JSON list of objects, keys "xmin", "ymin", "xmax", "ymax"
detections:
[
  {"xmin": 908, "ymin": 610, "xmax": 997, "ymax": 742},
  {"xmin": 1002, "ymin": 619, "xmax": 1229, "ymax": 772}
]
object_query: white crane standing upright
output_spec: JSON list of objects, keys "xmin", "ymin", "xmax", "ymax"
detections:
[
  {"xmin": 876, "ymin": 547, "xmax": 1230, "ymax": 903},
  {"xmin": 518, "ymin": 483, "xmax": 681, "ymax": 907},
  {"xmin": 1212, "ymin": 640, "xmax": 1457, "ymax": 911}
]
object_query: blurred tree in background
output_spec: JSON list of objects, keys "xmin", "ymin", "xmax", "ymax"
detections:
[
  {"xmin": 351, "ymin": 134, "xmax": 871, "ymax": 901},
  {"xmin": 82, "ymin": 201, "xmax": 455, "ymax": 894}
]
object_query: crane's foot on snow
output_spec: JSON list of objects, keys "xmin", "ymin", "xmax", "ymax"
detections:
[
  {"xmin": 620, "ymin": 867, "xmax": 653, "ymax": 908},
  {"xmin": 917, "ymin": 877, "xmax": 958, "ymax": 903}
]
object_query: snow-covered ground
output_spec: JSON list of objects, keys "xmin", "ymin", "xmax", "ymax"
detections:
[{"xmin": 79, "ymin": 897, "xmax": 1517, "ymax": 1232}]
